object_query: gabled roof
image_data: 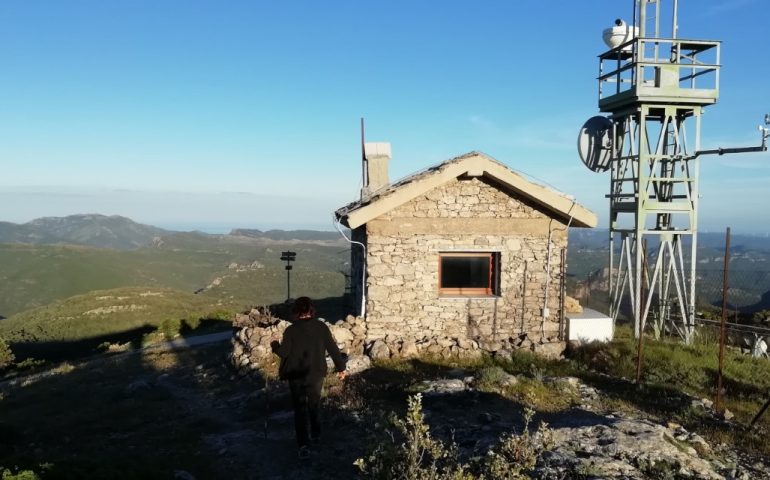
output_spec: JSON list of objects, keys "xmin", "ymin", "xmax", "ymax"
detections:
[{"xmin": 335, "ymin": 151, "xmax": 597, "ymax": 229}]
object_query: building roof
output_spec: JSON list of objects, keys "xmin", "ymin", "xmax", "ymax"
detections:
[{"xmin": 335, "ymin": 151, "xmax": 597, "ymax": 229}]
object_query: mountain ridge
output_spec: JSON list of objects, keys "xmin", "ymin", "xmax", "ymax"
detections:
[
  {"xmin": 0, "ymin": 214, "xmax": 346, "ymax": 249},
  {"xmin": 0, "ymin": 214, "xmax": 168, "ymax": 250}
]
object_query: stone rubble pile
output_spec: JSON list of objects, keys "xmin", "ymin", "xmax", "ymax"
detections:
[{"xmin": 230, "ymin": 309, "xmax": 568, "ymax": 374}]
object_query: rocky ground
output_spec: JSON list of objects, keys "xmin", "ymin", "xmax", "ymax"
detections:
[
  {"xmin": 199, "ymin": 355, "xmax": 770, "ymax": 479},
  {"xmin": 3, "ymin": 330, "xmax": 770, "ymax": 479}
]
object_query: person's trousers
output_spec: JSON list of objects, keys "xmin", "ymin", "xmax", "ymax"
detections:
[{"xmin": 289, "ymin": 377, "xmax": 324, "ymax": 447}]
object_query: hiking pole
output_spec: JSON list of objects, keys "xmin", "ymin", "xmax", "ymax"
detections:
[
  {"xmin": 750, "ymin": 395, "xmax": 770, "ymax": 428},
  {"xmin": 263, "ymin": 375, "xmax": 271, "ymax": 439}
]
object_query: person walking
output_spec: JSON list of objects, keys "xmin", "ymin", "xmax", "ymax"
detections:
[{"xmin": 271, "ymin": 297, "xmax": 347, "ymax": 460}]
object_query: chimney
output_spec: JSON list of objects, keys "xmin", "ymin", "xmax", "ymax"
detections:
[{"xmin": 361, "ymin": 142, "xmax": 391, "ymax": 198}]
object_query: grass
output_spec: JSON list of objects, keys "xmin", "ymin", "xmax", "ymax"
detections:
[
  {"xmin": 568, "ymin": 325, "xmax": 770, "ymax": 457},
  {"xmin": 0, "ymin": 238, "xmax": 349, "ymax": 318},
  {"xmin": 0, "ymin": 235, "xmax": 349, "ymax": 364},
  {"xmin": 0, "ymin": 286, "xmax": 239, "ymax": 364}
]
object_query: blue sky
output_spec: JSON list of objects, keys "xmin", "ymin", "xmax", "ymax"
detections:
[{"xmin": 0, "ymin": 0, "xmax": 768, "ymax": 232}]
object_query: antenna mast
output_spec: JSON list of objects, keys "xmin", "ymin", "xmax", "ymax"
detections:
[
  {"xmin": 580, "ymin": 0, "xmax": 768, "ymax": 343},
  {"xmin": 361, "ymin": 118, "xmax": 368, "ymax": 198}
]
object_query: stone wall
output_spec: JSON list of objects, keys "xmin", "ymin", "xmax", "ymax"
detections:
[
  {"xmin": 359, "ymin": 175, "xmax": 568, "ymax": 353},
  {"xmin": 229, "ymin": 308, "xmax": 567, "ymax": 376}
]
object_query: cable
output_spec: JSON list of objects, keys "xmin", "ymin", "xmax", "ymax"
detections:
[
  {"xmin": 333, "ymin": 214, "xmax": 367, "ymax": 318},
  {"xmin": 541, "ymin": 199, "xmax": 577, "ymax": 337}
]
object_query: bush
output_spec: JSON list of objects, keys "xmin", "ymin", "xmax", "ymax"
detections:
[
  {"xmin": 1, "ymin": 468, "xmax": 40, "ymax": 480},
  {"xmin": 483, "ymin": 408, "xmax": 554, "ymax": 479},
  {"xmin": 355, "ymin": 394, "xmax": 554, "ymax": 479},
  {"xmin": 476, "ymin": 366, "xmax": 508, "ymax": 391},
  {"xmin": 0, "ymin": 338, "xmax": 15, "ymax": 370},
  {"xmin": 354, "ymin": 393, "xmax": 473, "ymax": 479},
  {"xmin": 182, "ymin": 316, "xmax": 201, "ymax": 332},
  {"xmin": 158, "ymin": 318, "xmax": 183, "ymax": 340}
]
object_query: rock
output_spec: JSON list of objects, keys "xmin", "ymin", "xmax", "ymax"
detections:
[
  {"xmin": 457, "ymin": 338, "xmax": 472, "ymax": 350},
  {"xmin": 689, "ymin": 434, "xmax": 711, "ymax": 455},
  {"xmin": 564, "ymin": 295, "xmax": 583, "ymax": 313},
  {"xmin": 368, "ymin": 340, "xmax": 391, "ymax": 361},
  {"xmin": 330, "ymin": 325, "xmax": 353, "ymax": 344},
  {"xmin": 495, "ymin": 349, "xmax": 513, "ymax": 360},
  {"xmin": 174, "ymin": 470, "xmax": 196, "ymax": 480},
  {"xmin": 345, "ymin": 355, "xmax": 372, "ymax": 375},
  {"xmin": 722, "ymin": 408, "xmax": 734, "ymax": 421},
  {"xmin": 399, "ymin": 340, "xmax": 418, "ymax": 358},
  {"xmin": 416, "ymin": 378, "xmax": 466, "ymax": 395},
  {"xmin": 540, "ymin": 418, "xmax": 724, "ymax": 480},
  {"xmin": 531, "ymin": 341, "xmax": 565, "ymax": 359},
  {"xmin": 500, "ymin": 373, "xmax": 519, "ymax": 387},
  {"xmin": 126, "ymin": 379, "xmax": 152, "ymax": 393}
]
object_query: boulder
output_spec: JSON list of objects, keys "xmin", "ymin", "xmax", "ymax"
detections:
[
  {"xmin": 368, "ymin": 339, "xmax": 391, "ymax": 361},
  {"xmin": 399, "ymin": 340, "xmax": 419, "ymax": 358}
]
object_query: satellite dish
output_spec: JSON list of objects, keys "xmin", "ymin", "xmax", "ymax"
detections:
[{"xmin": 578, "ymin": 116, "xmax": 614, "ymax": 172}]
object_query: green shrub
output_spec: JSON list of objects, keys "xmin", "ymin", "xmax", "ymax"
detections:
[
  {"xmin": 203, "ymin": 309, "xmax": 233, "ymax": 321},
  {"xmin": 158, "ymin": 318, "xmax": 183, "ymax": 340},
  {"xmin": 354, "ymin": 393, "xmax": 473, "ymax": 479},
  {"xmin": 355, "ymin": 394, "xmax": 554, "ymax": 479},
  {"xmin": 483, "ymin": 408, "xmax": 554, "ymax": 479},
  {"xmin": 1, "ymin": 468, "xmax": 41, "ymax": 480},
  {"xmin": 182, "ymin": 316, "xmax": 201, "ymax": 332},
  {"xmin": 13, "ymin": 358, "xmax": 45, "ymax": 371},
  {"xmin": 476, "ymin": 366, "xmax": 508, "ymax": 391},
  {"xmin": 0, "ymin": 337, "xmax": 15, "ymax": 370}
]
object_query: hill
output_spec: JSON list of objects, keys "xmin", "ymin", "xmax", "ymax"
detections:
[
  {"xmin": 0, "ymin": 226, "xmax": 350, "ymax": 318},
  {"xmin": 0, "ymin": 214, "xmax": 168, "ymax": 249},
  {"xmin": 0, "ymin": 286, "xmax": 230, "ymax": 361},
  {"xmin": 229, "ymin": 228, "xmax": 343, "ymax": 242}
]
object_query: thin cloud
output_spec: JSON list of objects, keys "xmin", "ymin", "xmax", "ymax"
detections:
[
  {"xmin": 705, "ymin": 0, "xmax": 757, "ymax": 15},
  {"xmin": 466, "ymin": 114, "xmax": 578, "ymax": 152}
]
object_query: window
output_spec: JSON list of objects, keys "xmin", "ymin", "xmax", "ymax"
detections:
[{"xmin": 438, "ymin": 252, "xmax": 500, "ymax": 296}]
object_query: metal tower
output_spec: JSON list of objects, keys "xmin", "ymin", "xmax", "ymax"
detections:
[{"xmin": 579, "ymin": 0, "xmax": 768, "ymax": 343}]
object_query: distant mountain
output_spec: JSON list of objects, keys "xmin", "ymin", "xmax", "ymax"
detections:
[
  {"xmin": 0, "ymin": 214, "xmax": 169, "ymax": 250},
  {"xmin": 568, "ymin": 228, "xmax": 770, "ymax": 253},
  {"xmin": 230, "ymin": 228, "xmax": 343, "ymax": 242}
]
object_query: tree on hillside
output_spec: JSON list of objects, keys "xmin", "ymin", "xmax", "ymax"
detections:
[{"xmin": 0, "ymin": 337, "xmax": 14, "ymax": 370}]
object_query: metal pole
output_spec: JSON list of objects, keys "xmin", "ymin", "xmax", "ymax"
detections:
[
  {"xmin": 672, "ymin": 0, "xmax": 679, "ymax": 39},
  {"xmin": 717, "ymin": 227, "xmax": 731, "ymax": 411},
  {"xmin": 559, "ymin": 247, "xmax": 566, "ymax": 341},
  {"xmin": 361, "ymin": 118, "xmax": 367, "ymax": 191},
  {"xmin": 636, "ymin": 239, "xmax": 647, "ymax": 385},
  {"xmin": 287, "ymin": 266, "xmax": 291, "ymax": 302},
  {"xmin": 751, "ymin": 397, "xmax": 770, "ymax": 428}
]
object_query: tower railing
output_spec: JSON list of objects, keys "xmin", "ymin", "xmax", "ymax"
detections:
[{"xmin": 598, "ymin": 37, "xmax": 720, "ymax": 109}]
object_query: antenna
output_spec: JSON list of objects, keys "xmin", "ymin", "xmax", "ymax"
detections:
[
  {"xmin": 361, "ymin": 118, "xmax": 368, "ymax": 193},
  {"xmin": 696, "ymin": 114, "xmax": 770, "ymax": 156},
  {"xmin": 578, "ymin": 0, "xmax": 767, "ymax": 344},
  {"xmin": 577, "ymin": 116, "xmax": 614, "ymax": 172}
]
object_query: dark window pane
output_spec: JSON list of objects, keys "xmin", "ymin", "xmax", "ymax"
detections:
[{"xmin": 441, "ymin": 256, "xmax": 490, "ymax": 289}]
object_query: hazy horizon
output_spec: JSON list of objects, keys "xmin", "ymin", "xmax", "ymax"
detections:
[{"xmin": 1, "ymin": 1, "xmax": 768, "ymax": 235}]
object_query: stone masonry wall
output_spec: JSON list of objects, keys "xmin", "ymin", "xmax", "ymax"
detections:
[{"xmin": 363, "ymin": 176, "xmax": 568, "ymax": 353}]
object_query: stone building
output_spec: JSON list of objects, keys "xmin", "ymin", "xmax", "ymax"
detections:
[{"xmin": 334, "ymin": 149, "xmax": 596, "ymax": 353}]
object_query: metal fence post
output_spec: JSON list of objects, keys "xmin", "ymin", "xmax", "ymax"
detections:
[
  {"xmin": 635, "ymin": 239, "xmax": 648, "ymax": 385},
  {"xmin": 717, "ymin": 227, "xmax": 731, "ymax": 411}
]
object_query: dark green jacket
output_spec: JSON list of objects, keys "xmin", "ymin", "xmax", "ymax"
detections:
[{"xmin": 273, "ymin": 319, "xmax": 346, "ymax": 381}]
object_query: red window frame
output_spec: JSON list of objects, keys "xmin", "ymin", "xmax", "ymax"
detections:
[{"xmin": 438, "ymin": 252, "xmax": 498, "ymax": 297}]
